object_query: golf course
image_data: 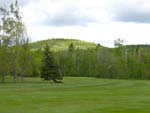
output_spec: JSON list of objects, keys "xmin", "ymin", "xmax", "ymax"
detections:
[
  {"xmin": 1, "ymin": 1, "xmax": 150, "ymax": 113},
  {"xmin": 0, "ymin": 77, "xmax": 150, "ymax": 113}
]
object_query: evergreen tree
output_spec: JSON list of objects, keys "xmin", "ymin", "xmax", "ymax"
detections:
[
  {"xmin": 68, "ymin": 43, "xmax": 75, "ymax": 52},
  {"xmin": 40, "ymin": 44, "xmax": 63, "ymax": 83}
]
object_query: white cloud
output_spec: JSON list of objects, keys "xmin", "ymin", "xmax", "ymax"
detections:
[
  {"xmin": 2, "ymin": 0, "xmax": 150, "ymax": 47},
  {"xmin": 22, "ymin": 0, "xmax": 114, "ymax": 26},
  {"xmin": 112, "ymin": 0, "xmax": 150, "ymax": 23},
  {"xmin": 27, "ymin": 22, "xmax": 150, "ymax": 47}
]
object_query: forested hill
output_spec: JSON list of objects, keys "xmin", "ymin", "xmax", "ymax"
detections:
[
  {"xmin": 29, "ymin": 38, "xmax": 150, "ymax": 79},
  {"xmin": 30, "ymin": 38, "xmax": 99, "ymax": 51},
  {"xmin": 124, "ymin": 44, "xmax": 150, "ymax": 49},
  {"xmin": 30, "ymin": 38, "xmax": 150, "ymax": 52}
]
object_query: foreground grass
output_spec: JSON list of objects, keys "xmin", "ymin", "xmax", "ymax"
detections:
[{"xmin": 0, "ymin": 77, "xmax": 150, "ymax": 113}]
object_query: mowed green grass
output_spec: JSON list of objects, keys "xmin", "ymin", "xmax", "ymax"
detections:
[{"xmin": 0, "ymin": 77, "xmax": 150, "ymax": 113}]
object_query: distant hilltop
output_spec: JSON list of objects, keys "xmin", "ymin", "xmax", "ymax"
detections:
[{"xmin": 29, "ymin": 38, "xmax": 100, "ymax": 51}]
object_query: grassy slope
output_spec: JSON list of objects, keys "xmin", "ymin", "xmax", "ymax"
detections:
[
  {"xmin": 0, "ymin": 77, "xmax": 150, "ymax": 113},
  {"xmin": 30, "ymin": 39, "xmax": 97, "ymax": 51}
]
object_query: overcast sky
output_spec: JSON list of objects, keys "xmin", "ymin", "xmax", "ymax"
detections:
[{"xmin": 1, "ymin": 0, "xmax": 150, "ymax": 47}]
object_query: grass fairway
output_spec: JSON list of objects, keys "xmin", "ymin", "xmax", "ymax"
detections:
[{"xmin": 0, "ymin": 77, "xmax": 150, "ymax": 113}]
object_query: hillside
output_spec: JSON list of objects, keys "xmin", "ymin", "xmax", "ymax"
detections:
[
  {"xmin": 29, "ymin": 39, "xmax": 150, "ymax": 79},
  {"xmin": 30, "ymin": 38, "xmax": 150, "ymax": 51},
  {"xmin": 30, "ymin": 38, "xmax": 99, "ymax": 51}
]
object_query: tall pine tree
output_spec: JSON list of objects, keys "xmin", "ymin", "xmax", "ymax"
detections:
[{"xmin": 40, "ymin": 44, "xmax": 63, "ymax": 83}]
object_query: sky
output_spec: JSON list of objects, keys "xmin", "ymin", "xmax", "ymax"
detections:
[{"xmin": 1, "ymin": 0, "xmax": 150, "ymax": 47}]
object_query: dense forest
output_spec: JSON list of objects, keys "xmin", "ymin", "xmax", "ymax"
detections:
[
  {"xmin": 30, "ymin": 39, "xmax": 150, "ymax": 80},
  {"xmin": 1, "ymin": 1, "xmax": 150, "ymax": 83}
]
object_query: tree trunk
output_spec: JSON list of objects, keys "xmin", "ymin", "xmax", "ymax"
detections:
[
  {"xmin": 1, "ymin": 73, "xmax": 5, "ymax": 83},
  {"xmin": 13, "ymin": 70, "xmax": 17, "ymax": 83},
  {"xmin": 21, "ymin": 64, "xmax": 25, "ymax": 82},
  {"xmin": 21, "ymin": 74, "xmax": 24, "ymax": 82}
]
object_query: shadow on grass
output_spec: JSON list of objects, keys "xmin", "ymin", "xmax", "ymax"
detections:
[{"xmin": 0, "ymin": 80, "xmax": 64, "ymax": 84}]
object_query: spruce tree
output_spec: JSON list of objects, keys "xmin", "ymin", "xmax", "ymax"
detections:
[
  {"xmin": 40, "ymin": 44, "xmax": 63, "ymax": 83},
  {"xmin": 68, "ymin": 43, "xmax": 75, "ymax": 52}
]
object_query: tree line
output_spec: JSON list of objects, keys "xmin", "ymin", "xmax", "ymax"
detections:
[
  {"xmin": 53, "ymin": 43, "xmax": 150, "ymax": 79},
  {"xmin": 31, "ymin": 42, "xmax": 150, "ymax": 80},
  {"xmin": 1, "ymin": 1, "xmax": 150, "ymax": 83}
]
